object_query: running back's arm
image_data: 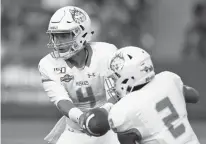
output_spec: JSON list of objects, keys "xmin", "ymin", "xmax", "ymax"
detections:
[
  {"xmin": 172, "ymin": 72, "xmax": 199, "ymax": 104},
  {"xmin": 183, "ymin": 85, "xmax": 199, "ymax": 104}
]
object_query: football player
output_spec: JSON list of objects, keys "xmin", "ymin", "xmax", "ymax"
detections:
[
  {"xmin": 104, "ymin": 46, "xmax": 200, "ymax": 144},
  {"xmin": 38, "ymin": 6, "xmax": 120, "ymax": 144}
]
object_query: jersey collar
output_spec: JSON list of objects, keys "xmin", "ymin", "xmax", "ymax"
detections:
[
  {"xmin": 85, "ymin": 44, "xmax": 93, "ymax": 67},
  {"xmin": 65, "ymin": 59, "xmax": 74, "ymax": 68},
  {"xmin": 64, "ymin": 44, "xmax": 93, "ymax": 69}
]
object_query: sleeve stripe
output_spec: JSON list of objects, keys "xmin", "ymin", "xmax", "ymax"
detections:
[
  {"xmin": 105, "ymin": 78, "xmax": 120, "ymax": 102},
  {"xmin": 42, "ymin": 79, "xmax": 53, "ymax": 83},
  {"xmin": 105, "ymin": 78, "xmax": 113, "ymax": 89}
]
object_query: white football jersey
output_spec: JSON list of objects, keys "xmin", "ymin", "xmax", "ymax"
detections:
[
  {"xmin": 38, "ymin": 42, "xmax": 117, "ymax": 131},
  {"xmin": 108, "ymin": 71, "xmax": 200, "ymax": 144}
]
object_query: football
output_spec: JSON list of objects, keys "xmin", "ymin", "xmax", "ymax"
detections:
[{"xmin": 84, "ymin": 108, "xmax": 110, "ymax": 137}]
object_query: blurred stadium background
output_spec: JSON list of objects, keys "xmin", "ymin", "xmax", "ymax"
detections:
[{"xmin": 1, "ymin": 0, "xmax": 206, "ymax": 143}]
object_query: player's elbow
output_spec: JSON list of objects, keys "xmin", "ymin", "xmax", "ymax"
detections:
[{"xmin": 183, "ymin": 85, "xmax": 200, "ymax": 104}]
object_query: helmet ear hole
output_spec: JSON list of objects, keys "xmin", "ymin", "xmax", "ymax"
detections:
[
  {"xmin": 79, "ymin": 25, "xmax": 85, "ymax": 30},
  {"xmin": 127, "ymin": 54, "xmax": 133, "ymax": 59},
  {"xmin": 82, "ymin": 33, "xmax": 88, "ymax": 38},
  {"xmin": 122, "ymin": 78, "xmax": 129, "ymax": 84},
  {"xmin": 126, "ymin": 86, "xmax": 132, "ymax": 93}
]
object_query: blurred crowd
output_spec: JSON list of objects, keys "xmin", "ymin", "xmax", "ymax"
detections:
[
  {"xmin": 183, "ymin": 0, "xmax": 206, "ymax": 60},
  {"xmin": 1, "ymin": 0, "xmax": 154, "ymax": 68},
  {"xmin": 2, "ymin": 0, "xmax": 206, "ymax": 69}
]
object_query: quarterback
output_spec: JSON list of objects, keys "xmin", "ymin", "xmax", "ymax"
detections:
[
  {"xmin": 102, "ymin": 46, "xmax": 200, "ymax": 144},
  {"xmin": 38, "ymin": 6, "xmax": 119, "ymax": 144}
]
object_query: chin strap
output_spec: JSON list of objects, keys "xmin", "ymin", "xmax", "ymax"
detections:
[
  {"xmin": 77, "ymin": 48, "xmax": 89, "ymax": 70},
  {"xmin": 131, "ymin": 82, "xmax": 148, "ymax": 92}
]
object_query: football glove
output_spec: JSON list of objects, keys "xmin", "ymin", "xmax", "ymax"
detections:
[{"xmin": 79, "ymin": 108, "xmax": 110, "ymax": 137}]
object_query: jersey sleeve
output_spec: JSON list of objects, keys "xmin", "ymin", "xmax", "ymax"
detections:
[
  {"xmin": 173, "ymin": 73, "xmax": 184, "ymax": 93},
  {"xmin": 162, "ymin": 71, "xmax": 184, "ymax": 93},
  {"xmin": 106, "ymin": 43, "xmax": 118, "ymax": 60},
  {"xmin": 102, "ymin": 44, "xmax": 119, "ymax": 101},
  {"xmin": 167, "ymin": 71, "xmax": 184, "ymax": 93},
  {"xmin": 109, "ymin": 44, "xmax": 118, "ymax": 52},
  {"xmin": 108, "ymin": 97, "xmax": 137, "ymax": 132},
  {"xmin": 104, "ymin": 77, "xmax": 119, "ymax": 102},
  {"xmin": 38, "ymin": 61, "xmax": 72, "ymax": 106},
  {"xmin": 108, "ymin": 94, "xmax": 145, "ymax": 137},
  {"xmin": 108, "ymin": 103, "xmax": 127, "ymax": 132}
]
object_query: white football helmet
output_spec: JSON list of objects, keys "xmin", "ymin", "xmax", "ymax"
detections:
[
  {"xmin": 47, "ymin": 6, "xmax": 94, "ymax": 59},
  {"xmin": 108, "ymin": 46, "xmax": 155, "ymax": 98}
]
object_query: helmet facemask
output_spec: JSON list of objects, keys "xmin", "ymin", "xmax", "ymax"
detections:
[
  {"xmin": 109, "ymin": 72, "xmax": 136, "ymax": 98},
  {"xmin": 47, "ymin": 27, "xmax": 84, "ymax": 60}
]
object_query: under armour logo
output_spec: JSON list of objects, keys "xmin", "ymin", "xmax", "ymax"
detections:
[{"xmin": 87, "ymin": 73, "xmax": 95, "ymax": 78}]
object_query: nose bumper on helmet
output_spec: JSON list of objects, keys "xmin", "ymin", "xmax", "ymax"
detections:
[{"xmin": 48, "ymin": 41, "xmax": 81, "ymax": 59}]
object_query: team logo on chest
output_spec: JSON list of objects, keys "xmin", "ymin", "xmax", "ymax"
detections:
[{"xmin": 60, "ymin": 74, "xmax": 74, "ymax": 82}]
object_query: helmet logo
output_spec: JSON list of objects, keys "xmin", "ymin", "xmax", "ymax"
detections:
[
  {"xmin": 110, "ymin": 52, "xmax": 125, "ymax": 72},
  {"xmin": 69, "ymin": 8, "xmax": 86, "ymax": 24},
  {"xmin": 140, "ymin": 63, "xmax": 154, "ymax": 73}
]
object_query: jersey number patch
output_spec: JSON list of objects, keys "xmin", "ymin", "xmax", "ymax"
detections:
[
  {"xmin": 76, "ymin": 86, "xmax": 96, "ymax": 107},
  {"xmin": 156, "ymin": 97, "xmax": 185, "ymax": 138}
]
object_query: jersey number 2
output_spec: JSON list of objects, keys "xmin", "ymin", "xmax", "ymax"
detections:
[{"xmin": 156, "ymin": 97, "xmax": 185, "ymax": 138}]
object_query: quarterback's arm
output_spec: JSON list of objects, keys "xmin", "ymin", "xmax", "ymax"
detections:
[
  {"xmin": 183, "ymin": 85, "xmax": 199, "ymax": 104},
  {"xmin": 41, "ymin": 79, "xmax": 99, "ymax": 136},
  {"xmin": 57, "ymin": 100, "xmax": 83, "ymax": 123},
  {"xmin": 41, "ymin": 80, "xmax": 83, "ymax": 124},
  {"xmin": 38, "ymin": 64, "xmax": 83, "ymax": 124}
]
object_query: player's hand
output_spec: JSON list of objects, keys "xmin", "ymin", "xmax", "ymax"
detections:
[
  {"xmin": 78, "ymin": 112, "xmax": 92, "ymax": 136},
  {"xmin": 78, "ymin": 108, "xmax": 110, "ymax": 137}
]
